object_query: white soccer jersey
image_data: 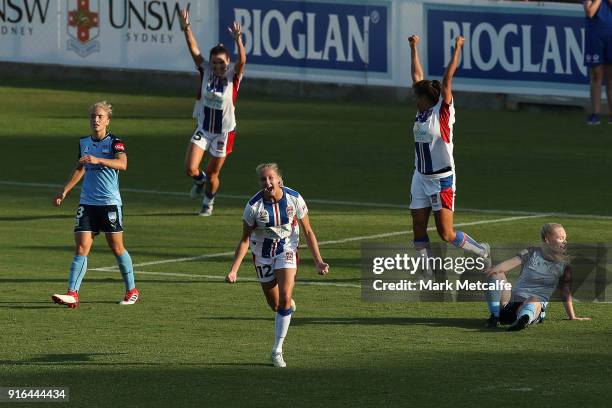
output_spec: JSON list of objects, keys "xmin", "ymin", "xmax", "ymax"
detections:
[
  {"xmin": 192, "ymin": 61, "xmax": 241, "ymax": 134},
  {"xmin": 243, "ymin": 187, "xmax": 308, "ymax": 259},
  {"xmin": 413, "ymin": 97, "xmax": 455, "ymax": 175}
]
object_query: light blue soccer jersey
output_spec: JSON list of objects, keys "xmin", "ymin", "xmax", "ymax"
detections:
[
  {"xmin": 512, "ymin": 247, "xmax": 567, "ymax": 303},
  {"xmin": 78, "ymin": 134, "xmax": 125, "ymax": 206}
]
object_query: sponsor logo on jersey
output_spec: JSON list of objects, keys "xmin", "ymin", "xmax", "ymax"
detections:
[
  {"xmin": 258, "ymin": 210, "xmax": 269, "ymax": 223},
  {"xmin": 113, "ymin": 142, "xmax": 125, "ymax": 152},
  {"xmin": 286, "ymin": 205, "xmax": 295, "ymax": 219},
  {"xmin": 285, "ymin": 251, "xmax": 294, "ymax": 263}
]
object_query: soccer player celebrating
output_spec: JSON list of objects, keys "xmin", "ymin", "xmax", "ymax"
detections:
[
  {"xmin": 51, "ymin": 101, "xmax": 139, "ymax": 308},
  {"xmin": 226, "ymin": 163, "xmax": 329, "ymax": 368},
  {"xmin": 484, "ymin": 223, "xmax": 590, "ymax": 331},
  {"xmin": 180, "ymin": 8, "xmax": 246, "ymax": 216},
  {"xmin": 408, "ymin": 34, "xmax": 489, "ymax": 277}
]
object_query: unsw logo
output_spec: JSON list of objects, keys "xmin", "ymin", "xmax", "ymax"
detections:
[{"xmin": 67, "ymin": 0, "xmax": 100, "ymax": 57}]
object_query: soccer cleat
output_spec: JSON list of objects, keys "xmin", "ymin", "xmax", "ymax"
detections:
[
  {"xmin": 189, "ymin": 179, "xmax": 206, "ymax": 199},
  {"xmin": 198, "ymin": 204, "xmax": 214, "ymax": 216},
  {"xmin": 52, "ymin": 290, "xmax": 79, "ymax": 308},
  {"xmin": 271, "ymin": 352, "xmax": 287, "ymax": 368},
  {"xmin": 587, "ymin": 113, "xmax": 600, "ymax": 125},
  {"xmin": 484, "ymin": 314, "xmax": 500, "ymax": 328},
  {"xmin": 119, "ymin": 288, "xmax": 140, "ymax": 305},
  {"xmin": 507, "ymin": 314, "xmax": 530, "ymax": 332},
  {"xmin": 291, "ymin": 298, "xmax": 296, "ymax": 312}
]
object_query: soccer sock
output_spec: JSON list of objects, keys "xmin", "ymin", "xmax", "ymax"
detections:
[
  {"xmin": 203, "ymin": 191, "xmax": 216, "ymax": 205},
  {"xmin": 414, "ymin": 235, "xmax": 432, "ymax": 277},
  {"xmin": 272, "ymin": 307, "xmax": 293, "ymax": 354},
  {"xmin": 193, "ymin": 170, "xmax": 206, "ymax": 184},
  {"xmin": 517, "ymin": 303, "xmax": 537, "ymax": 324},
  {"xmin": 116, "ymin": 251, "xmax": 135, "ymax": 291},
  {"xmin": 485, "ymin": 277, "xmax": 501, "ymax": 318},
  {"xmin": 451, "ymin": 230, "xmax": 487, "ymax": 257},
  {"xmin": 68, "ymin": 255, "xmax": 88, "ymax": 291}
]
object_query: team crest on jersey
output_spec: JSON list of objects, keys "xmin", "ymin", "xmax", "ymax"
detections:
[
  {"xmin": 286, "ymin": 205, "xmax": 295, "ymax": 219},
  {"xmin": 108, "ymin": 211, "xmax": 118, "ymax": 224},
  {"xmin": 285, "ymin": 251, "xmax": 294, "ymax": 263},
  {"xmin": 257, "ymin": 210, "xmax": 269, "ymax": 223},
  {"xmin": 217, "ymin": 141, "xmax": 225, "ymax": 150},
  {"xmin": 66, "ymin": 0, "xmax": 101, "ymax": 58}
]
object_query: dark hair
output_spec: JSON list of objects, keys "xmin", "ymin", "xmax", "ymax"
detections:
[
  {"xmin": 412, "ymin": 80, "xmax": 441, "ymax": 104},
  {"xmin": 209, "ymin": 43, "xmax": 230, "ymax": 60}
]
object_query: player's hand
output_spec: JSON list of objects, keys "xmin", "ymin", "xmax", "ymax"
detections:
[
  {"xmin": 316, "ymin": 261, "xmax": 329, "ymax": 275},
  {"xmin": 226, "ymin": 270, "xmax": 238, "ymax": 283},
  {"xmin": 485, "ymin": 267, "xmax": 499, "ymax": 277},
  {"xmin": 79, "ymin": 155, "xmax": 99, "ymax": 165},
  {"xmin": 408, "ymin": 35, "xmax": 420, "ymax": 47},
  {"xmin": 570, "ymin": 316, "xmax": 591, "ymax": 321},
  {"xmin": 180, "ymin": 8, "xmax": 190, "ymax": 31},
  {"xmin": 228, "ymin": 21, "xmax": 242, "ymax": 40},
  {"xmin": 455, "ymin": 36, "xmax": 465, "ymax": 48},
  {"xmin": 52, "ymin": 192, "xmax": 65, "ymax": 207}
]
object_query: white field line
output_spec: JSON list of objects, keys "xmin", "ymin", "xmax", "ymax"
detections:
[
  {"xmin": 98, "ymin": 269, "xmax": 361, "ymax": 288},
  {"xmin": 3, "ymin": 180, "xmax": 612, "ymax": 219},
  {"xmin": 91, "ymin": 213, "xmax": 548, "ymax": 273}
]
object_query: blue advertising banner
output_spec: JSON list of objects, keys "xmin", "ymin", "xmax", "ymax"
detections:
[
  {"xmin": 219, "ymin": 0, "xmax": 388, "ymax": 73},
  {"xmin": 426, "ymin": 5, "xmax": 587, "ymax": 86}
]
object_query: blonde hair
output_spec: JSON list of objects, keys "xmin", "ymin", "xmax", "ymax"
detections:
[
  {"xmin": 89, "ymin": 101, "xmax": 113, "ymax": 118},
  {"xmin": 256, "ymin": 163, "xmax": 283, "ymax": 186},
  {"xmin": 540, "ymin": 223, "xmax": 564, "ymax": 242}
]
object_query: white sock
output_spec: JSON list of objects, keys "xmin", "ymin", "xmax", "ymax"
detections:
[
  {"xmin": 272, "ymin": 308, "xmax": 292, "ymax": 354},
  {"xmin": 414, "ymin": 238, "xmax": 433, "ymax": 278}
]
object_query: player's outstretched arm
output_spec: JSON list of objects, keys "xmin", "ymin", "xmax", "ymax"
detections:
[
  {"xmin": 229, "ymin": 22, "xmax": 246, "ymax": 78},
  {"xmin": 180, "ymin": 8, "xmax": 204, "ymax": 67},
  {"xmin": 442, "ymin": 36, "xmax": 464, "ymax": 104},
  {"xmin": 299, "ymin": 215, "xmax": 329, "ymax": 275},
  {"xmin": 226, "ymin": 221, "xmax": 254, "ymax": 283},
  {"xmin": 408, "ymin": 35, "xmax": 423, "ymax": 84},
  {"xmin": 53, "ymin": 164, "xmax": 85, "ymax": 207},
  {"xmin": 560, "ymin": 266, "xmax": 591, "ymax": 321},
  {"xmin": 485, "ymin": 255, "xmax": 522, "ymax": 278},
  {"xmin": 583, "ymin": 0, "xmax": 602, "ymax": 18},
  {"xmin": 79, "ymin": 153, "xmax": 127, "ymax": 171}
]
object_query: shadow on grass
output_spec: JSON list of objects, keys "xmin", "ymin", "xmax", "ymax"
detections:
[{"xmin": 200, "ymin": 316, "xmax": 491, "ymax": 331}]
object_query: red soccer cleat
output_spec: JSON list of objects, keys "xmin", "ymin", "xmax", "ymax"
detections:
[
  {"xmin": 52, "ymin": 290, "xmax": 79, "ymax": 308},
  {"xmin": 119, "ymin": 288, "xmax": 140, "ymax": 305}
]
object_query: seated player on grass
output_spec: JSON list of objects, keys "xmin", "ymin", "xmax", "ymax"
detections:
[{"xmin": 484, "ymin": 223, "xmax": 590, "ymax": 331}]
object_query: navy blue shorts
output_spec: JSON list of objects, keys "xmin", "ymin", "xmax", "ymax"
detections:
[
  {"xmin": 74, "ymin": 204, "xmax": 123, "ymax": 234},
  {"xmin": 585, "ymin": 30, "xmax": 612, "ymax": 66}
]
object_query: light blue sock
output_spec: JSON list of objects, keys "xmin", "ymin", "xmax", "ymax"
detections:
[
  {"xmin": 68, "ymin": 255, "xmax": 88, "ymax": 291},
  {"xmin": 517, "ymin": 303, "xmax": 537, "ymax": 324},
  {"xmin": 451, "ymin": 230, "xmax": 487, "ymax": 257},
  {"xmin": 485, "ymin": 277, "xmax": 501, "ymax": 317},
  {"xmin": 116, "ymin": 251, "xmax": 135, "ymax": 291}
]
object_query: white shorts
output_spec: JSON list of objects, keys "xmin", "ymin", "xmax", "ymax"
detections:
[
  {"xmin": 410, "ymin": 171, "xmax": 456, "ymax": 211},
  {"xmin": 252, "ymin": 250, "xmax": 298, "ymax": 283},
  {"xmin": 190, "ymin": 127, "xmax": 234, "ymax": 158}
]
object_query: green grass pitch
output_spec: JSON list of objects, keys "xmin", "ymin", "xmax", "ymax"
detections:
[{"xmin": 0, "ymin": 79, "xmax": 611, "ymax": 407}]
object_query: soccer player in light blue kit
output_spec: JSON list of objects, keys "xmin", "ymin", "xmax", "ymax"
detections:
[
  {"xmin": 484, "ymin": 223, "xmax": 589, "ymax": 331},
  {"xmin": 51, "ymin": 101, "xmax": 139, "ymax": 308}
]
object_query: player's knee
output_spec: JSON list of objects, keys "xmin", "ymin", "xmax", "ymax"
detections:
[
  {"xmin": 109, "ymin": 244, "xmax": 124, "ymax": 256},
  {"xmin": 278, "ymin": 296, "xmax": 292, "ymax": 310},
  {"xmin": 207, "ymin": 170, "xmax": 220, "ymax": 181},
  {"xmin": 185, "ymin": 167, "xmax": 200, "ymax": 177},
  {"xmin": 268, "ymin": 301, "xmax": 279, "ymax": 312},
  {"xmin": 75, "ymin": 245, "xmax": 90, "ymax": 256},
  {"xmin": 591, "ymin": 68, "xmax": 604, "ymax": 82}
]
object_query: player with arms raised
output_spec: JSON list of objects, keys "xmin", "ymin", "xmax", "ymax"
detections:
[
  {"xmin": 51, "ymin": 101, "xmax": 139, "ymax": 308},
  {"xmin": 180, "ymin": 8, "xmax": 246, "ymax": 216},
  {"xmin": 408, "ymin": 34, "xmax": 490, "ymax": 277},
  {"xmin": 226, "ymin": 163, "xmax": 329, "ymax": 368}
]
